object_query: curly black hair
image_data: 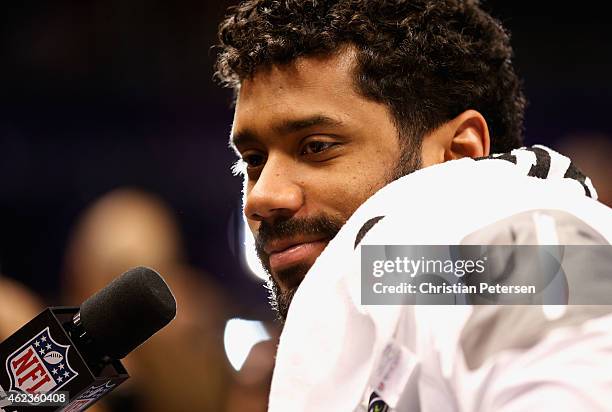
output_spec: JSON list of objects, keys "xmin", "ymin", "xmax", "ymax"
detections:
[{"xmin": 215, "ymin": 0, "xmax": 526, "ymax": 153}]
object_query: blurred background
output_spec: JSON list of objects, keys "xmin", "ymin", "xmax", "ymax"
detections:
[{"xmin": 1, "ymin": 1, "xmax": 611, "ymax": 410}]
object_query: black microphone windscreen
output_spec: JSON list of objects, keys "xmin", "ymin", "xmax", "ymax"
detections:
[{"xmin": 79, "ymin": 266, "xmax": 177, "ymax": 359}]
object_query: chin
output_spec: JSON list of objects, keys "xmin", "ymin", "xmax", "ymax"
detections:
[{"xmin": 273, "ymin": 262, "xmax": 312, "ymax": 293}]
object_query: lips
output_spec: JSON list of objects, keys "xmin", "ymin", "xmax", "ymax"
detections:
[{"xmin": 266, "ymin": 237, "xmax": 329, "ymax": 274}]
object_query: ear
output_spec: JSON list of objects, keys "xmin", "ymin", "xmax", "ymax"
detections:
[{"xmin": 444, "ymin": 110, "xmax": 490, "ymax": 161}]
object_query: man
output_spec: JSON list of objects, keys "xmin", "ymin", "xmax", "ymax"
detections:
[{"xmin": 215, "ymin": 1, "xmax": 612, "ymax": 410}]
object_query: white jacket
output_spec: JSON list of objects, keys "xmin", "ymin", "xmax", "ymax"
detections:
[{"xmin": 268, "ymin": 146, "xmax": 612, "ymax": 412}]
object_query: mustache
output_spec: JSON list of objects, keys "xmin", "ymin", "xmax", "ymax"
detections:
[{"xmin": 254, "ymin": 215, "xmax": 344, "ymax": 256}]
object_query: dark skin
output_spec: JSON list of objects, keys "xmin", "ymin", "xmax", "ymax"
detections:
[{"xmin": 230, "ymin": 47, "xmax": 490, "ymax": 301}]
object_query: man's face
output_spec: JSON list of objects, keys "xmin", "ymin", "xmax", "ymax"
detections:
[{"xmin": 231, "ymin": 50, "xmax": 419, "ymax": 319}]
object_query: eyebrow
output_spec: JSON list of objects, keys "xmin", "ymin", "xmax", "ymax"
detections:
[{"xmin": 230, "ymin": 114, "xmax": 344, "ymax": 149}]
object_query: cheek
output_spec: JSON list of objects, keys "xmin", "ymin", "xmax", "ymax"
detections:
[{"xmin": 312, "ymin": 169, "xmax": 387, "ymax": 220}]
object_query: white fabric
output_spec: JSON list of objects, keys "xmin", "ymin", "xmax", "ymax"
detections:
[{"xmin": 268, "ymin": 149, "xmax": 612, "ymax": 412}]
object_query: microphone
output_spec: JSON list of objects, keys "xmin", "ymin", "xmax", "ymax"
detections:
[{"xmin": 0, "ymin": 266, "xmax": 177, "ymax": 412}]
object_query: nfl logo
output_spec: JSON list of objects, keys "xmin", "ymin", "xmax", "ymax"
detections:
[{"xmin": 5, "ymin": 327, "xmax": 78, "ymax": 396}]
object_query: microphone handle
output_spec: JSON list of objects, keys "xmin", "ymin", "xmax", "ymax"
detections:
[{"xmin": 0, "ymin": 307, "xmax": 129, "ymax": 412}]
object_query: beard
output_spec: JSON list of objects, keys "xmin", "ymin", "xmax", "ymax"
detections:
[
  {"xmin": 256, "ymin": 141, "xmax": 422, "ymax": 323},
  {"xmin": 255, "ymin": 215, "xmax": 344, "ymax": 322}
]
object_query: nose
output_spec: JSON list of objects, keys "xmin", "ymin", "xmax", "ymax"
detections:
[{"xmin": 244, "ymin": 155, "xmax": 304, "ymax": 222}]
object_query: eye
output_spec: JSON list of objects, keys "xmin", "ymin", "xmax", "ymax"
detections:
[
  {"xmin": 300, "ymin": 140, "xmax": 337, "ymax": 156},
  {"xmin": 242, "ymin": 152, "xmax": 266, "ymax": 168}
]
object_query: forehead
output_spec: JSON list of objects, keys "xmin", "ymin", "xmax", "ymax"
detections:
[
  {"xmin": 240, "ymin": 49, "xmax": 355, "ymax": 99},
  {"xmin": 231, "ymin": 49, "xmax": 373, "ymax": 139}
]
